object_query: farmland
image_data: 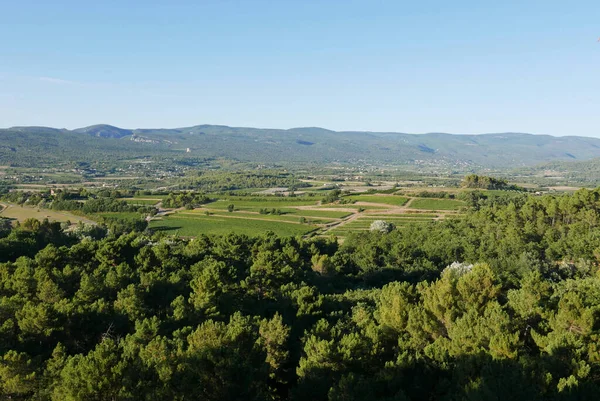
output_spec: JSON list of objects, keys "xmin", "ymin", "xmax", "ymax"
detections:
[
  {"xmin": 0, "ymin": 181, "xmax": 474, "ymax": 238},
  {"xmin": 148, "ymin": 192, "xmax": 466, "ymax": 238}
]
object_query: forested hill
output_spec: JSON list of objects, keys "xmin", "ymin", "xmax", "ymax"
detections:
[{"xmin": 2, "ymin": 124, "xmax": 600, "ymax": 170}]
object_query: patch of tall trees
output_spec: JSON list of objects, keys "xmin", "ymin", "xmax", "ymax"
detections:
[{"xmin": 461, "ymin": 174, "xmax": 522, "ymax": 190}]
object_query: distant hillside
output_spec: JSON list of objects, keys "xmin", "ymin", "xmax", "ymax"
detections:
[
  {"xmin": 73, "ymin": 124, "xmax": 133, "ymax": 138},
  {"xmin": 2, "ymin": 124, "xmax": 600, "ymax": 171},
  {"xmin": 514, "ymin": 157, "xmax": 600, "ymax": 186}
]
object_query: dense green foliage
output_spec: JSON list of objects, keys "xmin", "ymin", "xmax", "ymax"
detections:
[
  {"xmin": 461, "ymin": 174, "xmax": 521, "ymax": 190},
  {"xmin": 2, "ymin": 188, "xmax": 600, "ymax": 399},
  {"xmin": 180, "ymin": 171, "xmax": 310, "ymax": 192},
  {"xmin": 161, "ymin": 192, "xmax": 211, "ymax": 209},
  {"xmin": 323, "ymin": 189, "xmax": 342, "ymax": 204}
]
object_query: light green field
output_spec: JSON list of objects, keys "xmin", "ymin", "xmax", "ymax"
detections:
[
  {"xmin": 149, "ymin": 214, "xmax": 318, "ymax": 237},
  {"xmin": 346, "ymin": 195, "xmax": 409, "ymax": 206},
  {"xmin": 0, "ymin": 203, "xmax": 91, "ymax": 224},
  {"xmin": 410, "ymin": 198, "xmax": 465, "ymax": 210}
]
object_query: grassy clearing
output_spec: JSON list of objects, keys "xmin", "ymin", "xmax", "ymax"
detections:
[
  {"xmin": 410, "ymin": 198, "xmax": 465, "ymax": 210},
  {"xmin": 149, "ymin": 214, "xmax": 317, "ymax": 237},
  {"xmin": 345, "ymin": 195, "xmax": 409, "ymax": 206},
  {"xmin": 0, "ymin": 204, "xmax": 91, "ymax": 224}
]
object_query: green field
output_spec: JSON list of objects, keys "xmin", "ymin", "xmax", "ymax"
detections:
[
  {"xmin": 149, "ymin": 214, "xmax": 318, "ymax": 237},
  {"xmin": 346, "ymin": 195, "xmax": 409, "ymax": 206},
  {"xmin": 410, "ymin": 198, "xmax": 465, "ymax": 210}
]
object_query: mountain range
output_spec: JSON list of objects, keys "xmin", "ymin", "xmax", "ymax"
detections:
[{"xmin": 2, "ymin": 124, "xmax": 600, "ymax": 171}]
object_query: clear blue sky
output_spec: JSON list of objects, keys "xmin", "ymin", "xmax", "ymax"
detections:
[{"xmin": 1, "ymin": 0, "xmax": 599, "ymax": 136}]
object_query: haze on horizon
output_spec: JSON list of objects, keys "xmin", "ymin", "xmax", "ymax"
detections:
[{"xmin": 1, "ymin": 0, "xmax": 599, "ymax": 137}]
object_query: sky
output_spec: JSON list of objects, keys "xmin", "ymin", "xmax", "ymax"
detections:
[{"xmin": 1, "ymin": 0, "xmax": 599, "ymax": 136}]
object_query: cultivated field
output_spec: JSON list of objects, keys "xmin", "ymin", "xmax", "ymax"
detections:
[{"xmin": 149, "ymin": 193, "xmax": 466, "ymax": 238}]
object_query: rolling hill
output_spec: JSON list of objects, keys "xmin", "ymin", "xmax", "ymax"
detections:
[{"xmin": 2, "ymin": 124, "xmax": 600, "ymax": 171}]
